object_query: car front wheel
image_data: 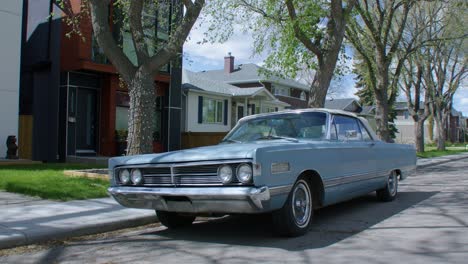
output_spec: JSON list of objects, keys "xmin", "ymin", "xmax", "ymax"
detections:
[
  {"xmin": 377, "ymin": 171, "xmax": 398, "ymax": 202},
  {"xmin": 272, "ymin": 178, "xmax": 313, "ymax": 237},
  {"xmin": 156, "ymin": 210, "xmax": 196, "ymax": 229}
]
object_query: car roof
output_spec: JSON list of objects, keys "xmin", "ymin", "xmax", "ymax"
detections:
[{"xmin": 239, "ymin": 108, "xmax": 358, "ymax": 122}]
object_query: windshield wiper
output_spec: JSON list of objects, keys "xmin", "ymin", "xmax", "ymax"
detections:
[
  {"xmin": 257, "ymin": 135, "xmax": 299, "ymax": 142},
  {"xmin": 221, "ymin": 139, "xmax": 242, "ymax": 143}
]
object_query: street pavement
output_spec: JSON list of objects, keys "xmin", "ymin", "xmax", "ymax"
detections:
[{"xmin": 0, "ymin": 153, "xmax": 467, "ymax": 263}]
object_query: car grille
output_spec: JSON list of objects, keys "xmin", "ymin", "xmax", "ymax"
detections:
[{"xmin": 124, "ymin": 163, "xmax": 246, "ymax": 187}]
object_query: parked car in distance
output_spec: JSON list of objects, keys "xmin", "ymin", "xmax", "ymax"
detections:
[{"xmin": 108, "ymin": 109, "xmax": 416, "ymax": 236}]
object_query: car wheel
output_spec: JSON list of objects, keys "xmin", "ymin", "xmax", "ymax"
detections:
[
  {"xmin": 272, "ymin": 178, "xmax": 313, "ymax": 237},
  {"xmin": 156, "ymin": 210, "xmax": 196, "ymax": 229},
  {"xmin": 377, "ymin": 171, "xmax": 398, "ymax": 202}
]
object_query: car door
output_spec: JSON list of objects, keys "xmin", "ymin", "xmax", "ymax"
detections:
[{"xmin": 330, "ymin": 115, "xmax": 377, "ymax": 201}]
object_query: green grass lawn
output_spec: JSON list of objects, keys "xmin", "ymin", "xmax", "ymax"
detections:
[
  {"xmin": 0, "ymin": 163, "xmax": 109, "ymax": 201},
  {"xmin": 417, "ymin": 148, "xmax": 468, "ymax": 158}
]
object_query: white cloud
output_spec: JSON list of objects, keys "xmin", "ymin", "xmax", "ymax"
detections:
[{"xmin": 183, "ymin": 17, "xmax": 265, "ymax": 71}]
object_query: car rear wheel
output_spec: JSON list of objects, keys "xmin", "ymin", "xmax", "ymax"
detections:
[
  {"xmin": 272, "ymin": 178, "xmax": 313, "ymax": 237},
  {"xmin": 377, "ymin": 171, "xmax": 398, "ymax": 202},
  {"xmin": 156, "ymin": 210, "xmax": 196, "ymax": 229}
]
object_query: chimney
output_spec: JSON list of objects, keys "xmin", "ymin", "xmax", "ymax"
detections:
[{"xmin": 224, "ymin": 52, "xmax": 234, "ymax": 74}]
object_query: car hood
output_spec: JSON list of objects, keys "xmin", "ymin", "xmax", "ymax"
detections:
[{"xmin": 113, "ymin": 143, "xmax": 269, "ymax": 166}]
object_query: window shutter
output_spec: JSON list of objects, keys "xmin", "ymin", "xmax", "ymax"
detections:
[
  {"xmin": 224, "ymin": 99, "xmax": 228, "ymax": 125},
  {"xmin": 198, "ymin": 96, "xmax": 203, "ymax": 124}
]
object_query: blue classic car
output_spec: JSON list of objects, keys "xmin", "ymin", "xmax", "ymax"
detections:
[{"xmin": 108, "ymin": 109, "xmax": 416, "ymax": 236}]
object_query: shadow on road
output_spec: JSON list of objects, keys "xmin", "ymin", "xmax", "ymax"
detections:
[
  {"xmin": 142, "ymin": 191, "xmax": 438, "ymax": 251},
  {"xmin": 28, "ymin": 191, "xmax": 438, "ymax": 264}
]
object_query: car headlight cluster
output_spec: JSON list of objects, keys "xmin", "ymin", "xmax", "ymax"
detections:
[
  {"xmin": 217, "ymin": 163, "xmax": 253, "ymax": 184},
  {"xmin": 118, "ymin": 169, "xmax": 143, "ymax": 185}
]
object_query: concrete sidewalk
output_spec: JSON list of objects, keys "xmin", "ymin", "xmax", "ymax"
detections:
[
  {"xmin": 0, "ymin": 195, "xmax": 157, "ymax": 249},
  {"xmin": 1, "ymin": 152, "xmax": 467, "ymax": 250}
]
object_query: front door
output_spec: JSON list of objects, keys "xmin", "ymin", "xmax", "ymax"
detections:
[
  {"xmin": 75, "ymin": 88, "xmax": 98, "ymax": 155},
  {"xmin": 237, "ymin": 105, "xmax": 244, "ymax": 121}
]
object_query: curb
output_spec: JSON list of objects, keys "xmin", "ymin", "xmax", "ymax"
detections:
[
  {"xmin": 0, "ymin": 215, "xmax": 158, "ymax": 250},
  {"xmin": 417, "ymin": 154, "xmax": 468, "ymax": 169}
]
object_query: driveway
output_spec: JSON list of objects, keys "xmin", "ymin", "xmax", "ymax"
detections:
[{"xmin": 1, "ymin": 159, "xmax": 467, "ymax": 264}]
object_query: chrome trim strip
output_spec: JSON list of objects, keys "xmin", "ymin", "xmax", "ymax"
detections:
[
  {"xmin": 324, "ymin": 171, "xmax": 388, "ymax": 188},
  {"xmin": 170, "ymin": 166, "xmax": 175, "ymax": 187},
  {"xmin": 108, "ymin": 186, "xmax": 271, "ymax": 212},
  {"xmin": 115, "ymin": 159, "xmax": 253, "ymax": 169},
  {"xmin": 270, "ymin": 184, "xmax": 293, "ymax": 196}
]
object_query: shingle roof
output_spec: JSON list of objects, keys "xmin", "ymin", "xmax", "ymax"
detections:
[
  {"xmin": 324, "ymin": 98, "xmax": 358, "ymax": 110},
  {"xmin": 361, "ymin": 105, "xmax": 376, "ymax": 115},
  {"xmin": 394, "ymin": 101, "xmax": 425, "ymax": 111},
  {"xmin": 182, "ymin": 70, "xmax": 289, "ymax": 106},
  {"xmin": 195, "ymin": 63, "xmax": 309, "ymax": 91},
  {"xmin": 182, "ymin": 69, "xmax": 238, "ymax": 95}
]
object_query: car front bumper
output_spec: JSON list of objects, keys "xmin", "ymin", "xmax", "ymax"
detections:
[{"xmin": 108, "ymin": 186, "xmax": 271, "ymax": 214}]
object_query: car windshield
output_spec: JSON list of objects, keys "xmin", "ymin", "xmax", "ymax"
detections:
[{"xmin": 223, "ymin": 112, "xmax": 328, "ymax": 143}]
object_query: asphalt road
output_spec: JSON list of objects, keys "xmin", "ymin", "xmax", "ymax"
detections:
[{"xmin": 2, "ymin": 159, "xmax": 468, "ymax": 264}]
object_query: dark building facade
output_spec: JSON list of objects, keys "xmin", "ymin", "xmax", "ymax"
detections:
[{"xmin": 19, "ymin": 0, "xmax": 182, "ymax": 162}]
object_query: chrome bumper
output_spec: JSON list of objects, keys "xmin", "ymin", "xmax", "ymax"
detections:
[{"xmin": 108, "ymin": 186, "xmax": 271, "ymax": 214}]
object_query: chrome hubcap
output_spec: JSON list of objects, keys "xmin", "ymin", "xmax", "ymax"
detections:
[
  {"xmin": 292, "ymin": 181, "xmax": 311, "ymax": 228},
  {"xmin": 388, "ymin": 172, "xmax": 397, "ymax": 196}
]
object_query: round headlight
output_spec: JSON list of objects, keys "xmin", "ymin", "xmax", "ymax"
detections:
[
  {"xmin": 119, "ymin": 169, "xmax": 130, "ymax": 184},
  {"xmin": 218, "ymin": 165, "xmax": 233, "ymax": 184},
  {"xmin": 237, "ymin": 164, "xmax": 253, "ymax": 183},
  {"xmin": 131, "ymin": 169, "xmax": 143, "ymax": 185}
]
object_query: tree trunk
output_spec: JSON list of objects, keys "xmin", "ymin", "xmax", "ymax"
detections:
[
  {"xmin": 308, "ymin": 69, "xmax": 332, "ymax": 108},
  {"xmin": 434, "ymin": 113, "xmax": 446, "ymax": 151},
  {"xmin": 308, "ymin": 53, "xmax": 339, "ymax": 108},
  {"xmin": 415, "ymin": 120, "xmax": 425, "ymax": 153},
  {"xmin": 428, "ymin": 115, "xmax": 434, "ymax": 142},
  {"xmin": 126, "ymin": 70, "xmax": 156, "ymax": 155},
  {"xmin": 374, "ymin": 54, "xmax": 392, "ymax": 142}
]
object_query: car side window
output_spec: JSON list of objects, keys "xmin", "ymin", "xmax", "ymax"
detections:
[
  {"xmin": 333, "ymin": 115, "xmax": 363, "ymax": 141},
  {"xmin": 358, "ymin": 120, "xmax": 373, "ymax": 141}
]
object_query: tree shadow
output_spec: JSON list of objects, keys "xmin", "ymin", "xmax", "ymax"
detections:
[{"xmin": 137, "ymin": 191, "xmax": 438, "ymax": 251}]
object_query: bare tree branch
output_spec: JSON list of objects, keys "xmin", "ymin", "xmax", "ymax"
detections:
[
  {"xmin": 89, "ymin": 0, "xmax": 136, "ymax": 83},
  {"xmin": 129, "ymin": 0, "xmax": 149, "ymax": 65}
]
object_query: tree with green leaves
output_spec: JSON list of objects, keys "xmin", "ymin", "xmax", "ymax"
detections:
[
  {"xmin": 62, "ymin": 0, "xmax": 205, "ymax": 155},
  {"xmin": 205, "ymin": 0, "xmax": 356, "ymax": 107},
  {"xmin": 346, "ymin": 0, "xmax": 415, "ymax": 142},
  {"xmin": 399, "ymin": 0, "xmax": 467, "ymax": 151}
]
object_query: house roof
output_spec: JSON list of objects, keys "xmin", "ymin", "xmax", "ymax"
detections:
[
  {"xmin": 361, "ymin": 105, "xmax": 376, "ymax": 115},
  {"xmin": 324, "ymin": 98, "xmax": 362, "ymax": 112},
  {"xmin": 182, "ymin": 69, "xmax": 289, "ymax": 106},
  {"xmin": 394, "ymin": 101, "xmax": 425, "ymax": 111},
  {"xmin": 195, "ymin": 63, "xmax": 310, "ymax": 91}
]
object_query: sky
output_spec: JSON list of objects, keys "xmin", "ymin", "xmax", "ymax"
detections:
[{"xmin": 183, "ymin": 20, "xmax": 467, "ymax": 116}]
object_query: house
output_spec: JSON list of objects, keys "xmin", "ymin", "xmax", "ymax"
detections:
[
  {"xmin": 393, "ymin": 102, "xmax": 432, "ymax": 144},
  {"xmin": 196, "ymin": 53, "xmax": 310, "ymax": 109},
  {"xmin": 393, "ymin": 102, "xmax": 467, "ymax": 144},
  {"xmin": 0, "ymin": 1, "xmax": 22, "ymax": 159},
  {"xmin": 19, "ymin": 0, "xmax": 182, "ymax": 162},
  {"xmin": 181, "ymin": 70, "xmax": 288, "ymax": 148},
  {"xmin": 448, "ymin": 109, "xmax": 466, "ymax": 143}
]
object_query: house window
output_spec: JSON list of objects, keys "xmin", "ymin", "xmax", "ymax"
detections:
[
  {"xmin": 203, "ymin": 98, "xmax": 223, "ymax": 123},
  {"xmin": 300, "ymin": 91, "xmax": 306, "ymax": 101},
  {"xmin": 404, "ymin": 111, "xmax": 409, "ymax": 119},
  {"xmin": 262, "ymin": 106, "xmax": 276, "ymax": 113}
]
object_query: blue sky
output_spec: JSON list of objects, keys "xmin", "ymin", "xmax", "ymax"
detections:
[{"xmin": 183, "ymin": 25, "xmax": 467, "ymax": 116}]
